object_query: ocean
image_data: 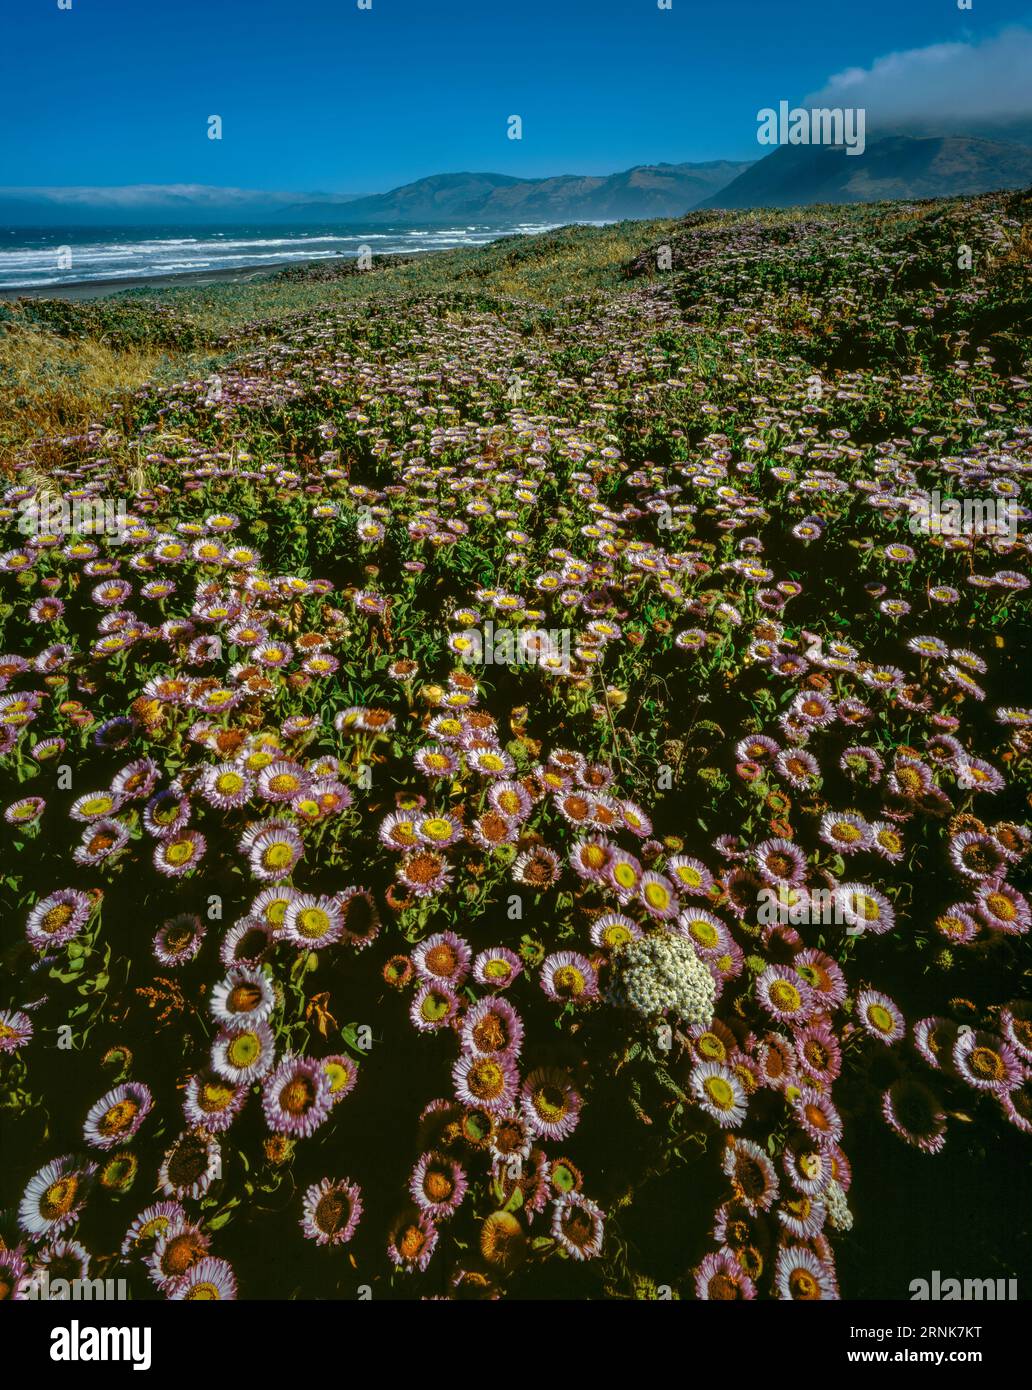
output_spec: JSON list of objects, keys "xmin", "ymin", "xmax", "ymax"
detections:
[{"xmin": 0, "ymin": 221, "xmax": 576, "ymax": 291}]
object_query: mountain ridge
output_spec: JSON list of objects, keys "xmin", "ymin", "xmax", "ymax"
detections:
[
  {"xmin": 275, "ymin": 162, "xmax": 755, "ymax": 224},
  {"xmin": 3, "ymin": 137, "xmax": 1032, "ymax": 230},
  {"xmin": 699, "ymin": 135, "xmax": 1032, "ymax": 210}
]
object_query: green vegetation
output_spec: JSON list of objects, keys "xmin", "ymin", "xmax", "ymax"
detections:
[{"xmin": 1, "ymin": 191, "xmax": 1030, "ymax": 1302}]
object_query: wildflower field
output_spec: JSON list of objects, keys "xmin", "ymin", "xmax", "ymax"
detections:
[{"xmin": 1, "ymin": 192, "xmax": 1031, "ymax": 1302}]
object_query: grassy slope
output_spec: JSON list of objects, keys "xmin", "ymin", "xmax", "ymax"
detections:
[
  {"xmin": 4, "ymin": 193, "xmax": 1029, "ymax": 469},
  {"xmin": 0, "ymin": 220, "xmax": 675, "ymax": 457},
  {"xmin": 1, "ymin": 191, "xmax": 1031, "ymax": 1298}
]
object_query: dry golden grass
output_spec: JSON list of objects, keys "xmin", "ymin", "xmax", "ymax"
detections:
[
  {"xmin": 0, "ymin": 222, "xmax": 672, "ymax": 472},
  {"xmin": 998, "ymin": 222, "xmax": 1032, "ymax": 267},
  {"xmin": 0, "ymin": 319, "xmax": 177, "ymax": 464}
]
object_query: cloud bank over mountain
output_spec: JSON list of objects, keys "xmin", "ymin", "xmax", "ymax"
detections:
[
  {"xmin": 0, "ymin": 186, "xmax": 363, "ymax": 224},
  {"xmin": 805, "ymin": 26, "xmax": 1032, "ymax": 140}
]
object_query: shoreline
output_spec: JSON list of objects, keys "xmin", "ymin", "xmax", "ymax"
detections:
[{"xmin": 0, "ymin": 256, "xmax": 363, "ymax": 302}]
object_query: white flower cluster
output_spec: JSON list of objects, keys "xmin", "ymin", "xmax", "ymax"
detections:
[
  {"xmin": 616, "ymin": 932, "xmax": 715, "ymax": 1026},
  {"xmin": 825, "ymin": 1178, "xmax": 853, "ymax": 1232}
]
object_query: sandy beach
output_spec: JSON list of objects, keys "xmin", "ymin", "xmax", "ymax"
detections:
[{"xmin": 0, "ymin": 257, "xmax": 335, "ymax": 302}]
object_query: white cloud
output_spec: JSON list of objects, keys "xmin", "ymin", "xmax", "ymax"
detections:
[
  {"xmin": 0, "ymin": 185, "xmax": 344, "ymax": 207},
  {"xmin": 805, "ymin": 26, "xmax": 1032, "ymax": 130}
]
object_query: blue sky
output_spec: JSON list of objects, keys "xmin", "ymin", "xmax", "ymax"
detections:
[{"xmin": 3, "ymin": 0, "xmax": 1031, "ymax": 192}]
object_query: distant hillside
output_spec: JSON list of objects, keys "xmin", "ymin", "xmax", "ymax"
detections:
[
  {"xmin": 698, "ymin": 136, "xmax": 1032, "ymax": 210},
  {"xmin": 14, "ymin": 138, "xmax": 1028, "ymax": 230},
  {"xmin": 278, "ymin": 163, "xmax": 754, "ymax": 225}
]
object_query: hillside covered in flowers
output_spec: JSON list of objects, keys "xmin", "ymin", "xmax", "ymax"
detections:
[{"xmin": 1, "ymin": 192, "xmax": 1031, "ymax": 1301}]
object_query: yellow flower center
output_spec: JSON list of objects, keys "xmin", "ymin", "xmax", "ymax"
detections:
[
  {"xmin": 697, "ymin": 1033, "xmax": 726, "ymax": 1061},
  {"xmin": 99, "ymin": 1099, "xmax": 139, "ymax": 1136},
  {"xmin": 644, "ymin": 882, "xmax": 670, "ymax": 910},
  {"xmin": 552, "ymin": 965, "xmax": 585, "ymax": 997},
  {"xmin": 42, "ymin": 903, "xmax": 74, "ymax": 934},
  {"xmin": 704, "ymin": 1076, "xmax": 735, "ymax": 1109},
  {"xmin": 200, "ymin": 1082, "xmax": 235, "ymax": 1112},
  {"xmin": 790, "ymin": 1268, "xmax": 819, "ymax": 1299},
  {"xmin": 262, "ymin": 842, "xmax": 295, "ymax": 870},
  {"xmin": 985, "ymin": 892, "xmax": 1015, "ymax": 921},
  {"xmin": 467, "ymin": 1060, "xmax": 505, "ymax": 1100},
  {"xmin": 970, "ymin": 1046, "xmax": 1004, "ymax": 1080},
  {"xmin": 769, "ymin": 980, "xmax": 802, "ymax": 1013},
  {"xmin": 688, "ymin": 919, "xmax": 719, "ymax": 949},
  {"xmin": 532, "ymin": 1083, "xmax": 566, "ymax": 1123},
  {"xmin": 296, "ymin": 907, "xmax": 331, "ymax": 938},
  {"xmin": 41, "ymin": 1176, "xmax": 79, "ymax": 1220},
  {"xmin": 867, "ymin": 1004, "xmax": 894, "ymax": 1034},
  {"xmin": 227, "ymin": 1033, "xmax": 260, "ymax": 1068}
]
